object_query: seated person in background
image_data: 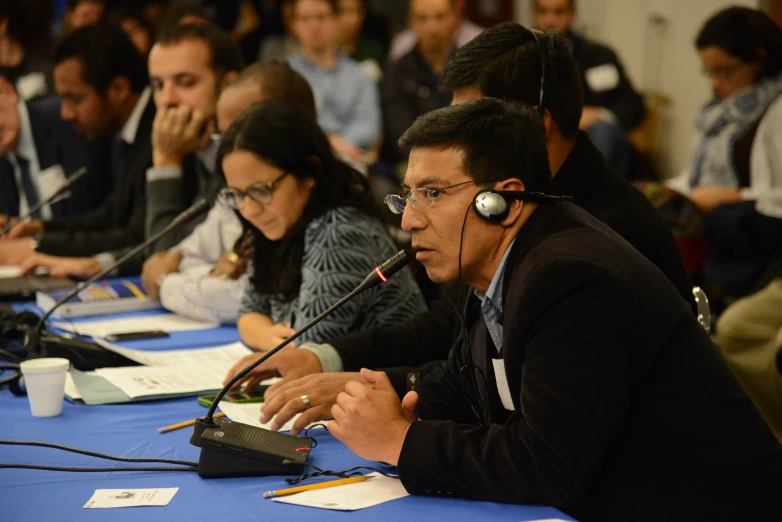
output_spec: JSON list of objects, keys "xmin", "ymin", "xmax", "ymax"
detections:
[
  {"xmin": 0, "ymin": 0, "xmax": 54, "ymax": 100},
  {"xmin": 533, "ymin": 0, "xmax": 642, "ymax": 178},
  {"xmin": 257, "ymin": 0, "xmax": 300, "ymax": 63},
  {"xmin": 381, "ymin": 0, "xmax": 458, "ymax": 165},
  {"xmin": 141, "ymin": 62, "xmax": 319, "ymax": 324},
  {"xmin": 388, "ymin": 0, "xmax": 481, "ymax": 62},
  {"xmin": 1, "ymin": 24, "xmax": 149, "ymax": 263},
  {"xmin": 223, "ymin": 23, "xmax": 695, "ymax": 433},
  {"xmin": 16, "ymin": 23, "xmax": 244, "ymax": 279},
  {"xmin": 336, "ymin": 0, "xmax": 385, "ymax": 82},
  {"xmin": 109, "ymin": 5, "xmax": 156, "ymax": 58},
  {"xmin": 62, "ymin": 0, "xmax": 105, "ymax": 33},
  {"xmin": 289, "ymin": 0, "xmax": 380, "ymax": 165},
  {"xmin": 329, "ymin": 98, "xmax": 782, "ymax": 522},
  {"xmin": 665, "ymin": 7, "xmax": 782, "ymax": 297},
  {"xmin": 219, "ymin": 100, "xmax": 426, "ymax": 352}
]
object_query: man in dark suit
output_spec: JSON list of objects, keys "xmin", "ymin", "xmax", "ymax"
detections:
[
  {"xmin": 16, "ymin": 23, "xmax": 244, "ymax": 279},
  {"xmin": 223, "ymin": 24, "xmax": 694, "ymax": 435},
  {"xmin": 328, "ymin": 98, "xmax": 782, "ymax": 521},
  {"xmin": 532, "ymin": 0, "xmax": 642, "ymax": 178},
  {"xmin": 0, "ymin": 24, "xmax": 151, "ymax": 265},
  {"xmin": 0, "ymin": 87, "xmax": 112, "ymax": 222}
]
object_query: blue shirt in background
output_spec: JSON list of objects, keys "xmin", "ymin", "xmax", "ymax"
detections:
[{"xmin": 290, "ymin": 53, "xmax": 381, "ymax": 150}]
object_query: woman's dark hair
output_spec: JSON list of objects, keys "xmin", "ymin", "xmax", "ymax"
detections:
[
  {"xmin": 695, "ymin": 7, "xmax": 782, "ymax": 79},
  {"xmin": 219, "ymin": 100, "xmax": 380, "ymax": 301}
]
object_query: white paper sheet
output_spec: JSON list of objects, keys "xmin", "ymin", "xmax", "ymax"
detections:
[
  {"xmin": 64, "ymin": 372, "xmax": 82, "ymax": 401},
  {"xmin": 271, "ymin": 472, "xmax": 408, "ymax": 510},
  {"xmin": 94, "ymin": 363, "xmax": 231, "ymax": 398},
  {"xmin": 53, "ymin": 314, "xmax": 219, "ymax": 338},
  {"xmin": 95, "ymin": 340, "xmax": 252, "ymax": 367},
  {"xmin": 217, "ymin": 399, "xmax": 315, "ymax": 434},
  {"xmin": 83, "ymin": 488, "xmax": 179, "ymax": 508}
]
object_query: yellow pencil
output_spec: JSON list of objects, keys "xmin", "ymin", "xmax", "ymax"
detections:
[
  {"xmin": 158, "ymin": 412, "xmax": 226, "ymax": 433},
  {"xmin": 263, "ymin": 475, "xmax": 369, "ymax": 498}
]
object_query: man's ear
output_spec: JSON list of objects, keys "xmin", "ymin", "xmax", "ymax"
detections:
[
  {"xmin": 106, "ymin": 76, "xmax": 132, "ymax": 105},
  {"xmin": 496, "ymin": 178, "xmax": 526, "ymax": 227},
  {"xmin": 541, "ymin": 109, "xmax": 554, "ymax": 140},
  {"xmin": 219, "ymin": 71, "xmax": 239, "ymax": 93}
]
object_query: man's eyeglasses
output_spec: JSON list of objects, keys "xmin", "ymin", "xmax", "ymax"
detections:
[
  {"xmin": 383, "ymin": 179, "xmax": 502, "ymax": 214},
  {"xmin": 218, "ymin": 172, "xmax": 288, "ymax": 210}
]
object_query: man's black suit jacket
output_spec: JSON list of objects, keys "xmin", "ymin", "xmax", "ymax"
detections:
[
  {"xmin": 398, "ymin": 201, "xmax": 782, "ymax": 521},
  {"xmin": 329, "ymin": 133, "xmax": 694, "ymax": 391},
  {"xmin": 34, "ymin": 97, "xmax": 156, "ymax": 257},
  {"xmin": 0, "ymin": 96, "xmax": 112, "ymax": 219}
]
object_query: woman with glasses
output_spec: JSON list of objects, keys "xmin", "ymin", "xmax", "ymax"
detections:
[
  {"xmin": 218, "ymin": 99, "xmax": 426, "ymax": 354},
  {"xmin": 665, "ymin": 7, "xmax": 782, "ymax": 211}
]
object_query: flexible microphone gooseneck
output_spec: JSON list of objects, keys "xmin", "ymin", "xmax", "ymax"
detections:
[
  {"xmin": 188, "ymin": 249, "xmax": 413, "ymax": 478},
  {"xmin": 0, "ymin": 167, "xmax": 89, "ymax": 237},
  {"xmin": 201, "ymin": 248, "xmax": 413, "ymax": 423},
  {"xmin": 24, "ymin": 199, "xmax": 209, "ymax": 368}
]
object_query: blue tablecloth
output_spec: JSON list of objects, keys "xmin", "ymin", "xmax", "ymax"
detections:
[{"xmin": 0, "ymin": 303, "xmax": 574, "ymax": 521}]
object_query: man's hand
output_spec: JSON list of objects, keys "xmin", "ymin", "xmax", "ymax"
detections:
[
  {"xmin": 688, "ymin": 185, "xmax": 742, "ymax": 214},
  {"xmin": 222, "ymin": 345, "xmax": 318, "ymax": 391},
  {"xmin": 0, "ymin": 76, "xmax": 20, "ymax": 156},
  {"xmin": 328, "ymin": 134, "xmax": 364, "ymax": 163},
  {"xmin": 1, "ymin": 219, "xmax": 44, "ymax": 240},
  {"xmin": 152, "ymin": 106, "xmax": 213, "ymax": 167},
  {"xmin": 210, "ymin": 250, "xmax": 248, "ymax": 279},
  {"xmin": 141, "ymin": 250, "xmax": 182, "ymax": 301},
  {"xmin": 0, "ymin": 238, "xmax": 35, "ymax": 265},
  {"xmin": 327, "ymin": 368, "xmax": 412, "ymax": 466},
  {"xmin": 579, "ymin": 106, "xmax": 603, "ymax": 130},
  {"xmin": 259, "ymin": 372, "xmax": 363, "ymax": 435},
  {"xmin": 19, "ymin": 254, "xmax": 101, "ymax": 279}
]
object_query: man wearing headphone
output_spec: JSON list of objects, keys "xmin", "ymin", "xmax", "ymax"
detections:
[
  {"xmin": 328, "ymin": 97, "xmax": 782, "ymax": 521},
  {"xmin": 224, "ymin": 23, "xmax": 693, "ymax": 431}
]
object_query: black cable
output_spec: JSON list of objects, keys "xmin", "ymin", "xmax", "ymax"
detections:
[
  {"xmin": 0, "ymin": 464, "xmax": 197, "ymax": 472},
  {"xmin": 451, "ymin": 203, "xmax": 488, "ymax": 426},
  {"xmin": 0, "ymin": 440, "xmax": 199, "ymax": 467},
  {"xmin": 284, "ymin": 462, "xmax": 399, "ymax": 485}
]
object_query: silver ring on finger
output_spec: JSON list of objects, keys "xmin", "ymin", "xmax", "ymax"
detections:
[{"xmin": 301, "ymin": 394, "xmax": 311, "ymax": 409}]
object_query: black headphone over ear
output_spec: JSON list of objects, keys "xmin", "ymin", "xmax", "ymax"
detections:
[
  {"xmin": 474, "ymin": 189, "xmax": 573, "ymax": 222},
  {"xmin": 529, "ymin": 28, "xmax": 550, "ymax": 117}
]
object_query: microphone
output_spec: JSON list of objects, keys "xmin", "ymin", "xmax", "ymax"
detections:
[
  {"xmin": 190, "ymin": 249, "xmax": 414, "ymax": 478},
  {"xmin": 0, "ymin": 167, "xmax": 89, "ymax": 237},
  {"xmin": 23, "ymin": 199, "xmax": 210, "ymax": 370}
]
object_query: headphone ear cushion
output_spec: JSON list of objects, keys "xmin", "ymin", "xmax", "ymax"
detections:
[{"xmin": 474, "ymin": 190, "xmax": 509, "ymax": 222}]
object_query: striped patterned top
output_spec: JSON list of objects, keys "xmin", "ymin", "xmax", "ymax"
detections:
[{"xmin": 239, "ymin": 206, "xmax": 426, "ymax": 344}]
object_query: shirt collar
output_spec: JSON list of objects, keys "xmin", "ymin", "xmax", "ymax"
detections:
[
  {"xmin": 15, "ymin": 99, "xmax": 37, "ymax": 163},
  {"xmin": 197, "ymin": 139, "xmax": 219, "ymax": 174},
  {"xmin": 474, "ymin": 237, "xmax": 517, "ymax": 312},
  {"xmin": 119, "ymin": 87, "xmax": 151, "ymax": 145}
]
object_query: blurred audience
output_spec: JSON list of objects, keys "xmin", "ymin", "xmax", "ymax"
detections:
[
  {"xmin": 381, "ymin": 0, "xmax": 456, "ymax": 164},
  {"xmin": 221, "ymin": 100, "xmax": 425, "ymax": 351},
  {"xmin": 160, "ymin": 0, "xmax": 211, "ymax": 31},
  {"xmin": 16, "ymin": 23, "xmax": 244, "ymax": 278},
  {"xmin": 337, "ymin": 0, "xmax": 384, "ymax": 82},
  {"xmin": 0, "ymin": 0, "xmax": 54, "ymax": 100},
  {"xmin": 388, "ymin": 0, "xmax": 481, "ymax": 63},
  {"xmin": 141, "ymin": 61, "xmax": 318, "ymax": 324},
  {"xmin": 289, "ymin": 0, "xmax": 380, "ymax": 164},
  {"xmin": 533, "ymin": 0, "xmax": 642, "ymax": 179},
  {"xmin": 258, "ymin": 0, "xmax": 300, "ymax": 62}
]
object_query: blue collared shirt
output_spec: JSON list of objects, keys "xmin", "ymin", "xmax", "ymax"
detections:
[
  {"xmin": 474, "ymin": 238, "xmax": 516, "ymax": 354},
  {"xmin": 289, "ymin": 52, "xmax": 381, "ymax": 150}
]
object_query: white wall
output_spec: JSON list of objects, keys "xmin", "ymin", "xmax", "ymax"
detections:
[{"xmin": 515, "ymin": 0, "xmax": 759, "ymax": 177}]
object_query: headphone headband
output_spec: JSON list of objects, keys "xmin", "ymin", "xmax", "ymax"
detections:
[{"xmin": 529, "ymin": 29, "xmax": 549, "ymax": 117}]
